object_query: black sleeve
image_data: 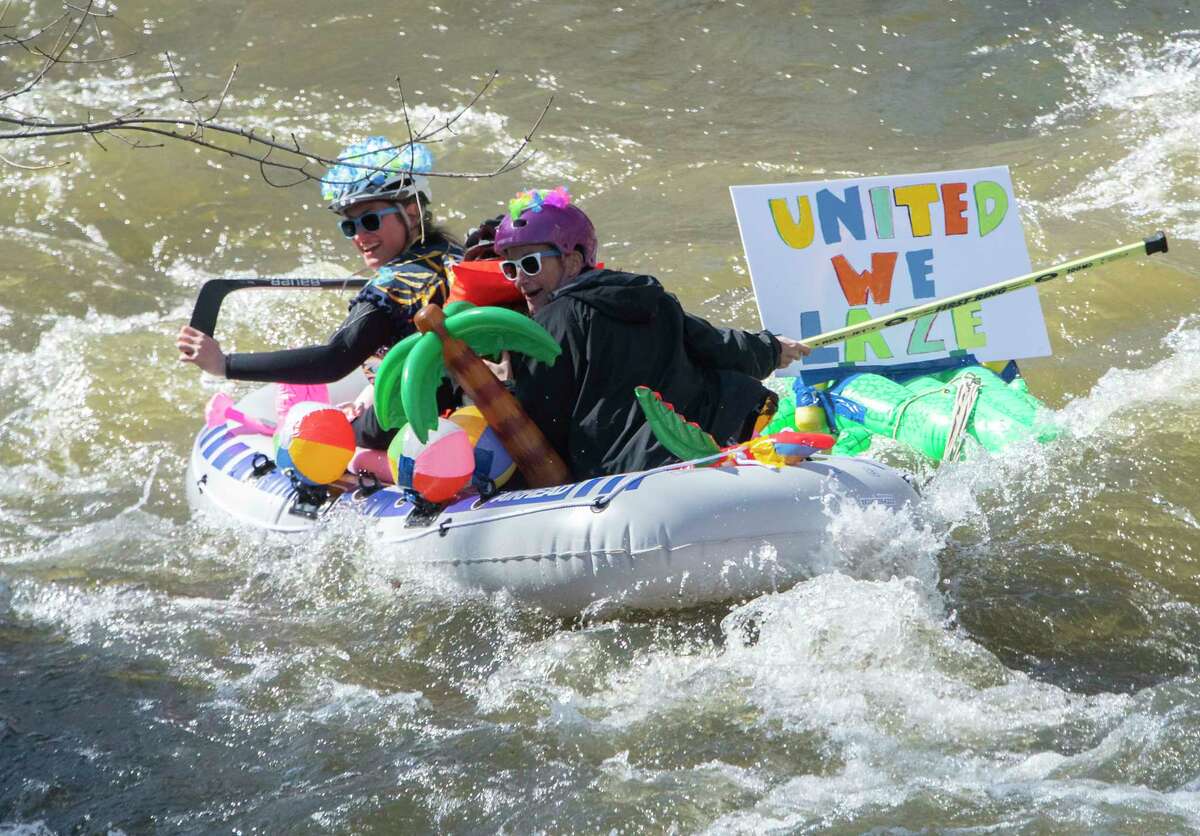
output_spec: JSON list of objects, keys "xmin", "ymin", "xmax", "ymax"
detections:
[
  {"xmin": 512, "ymin": 305, "xmax": 584, "ymax": 469},
  {"xmin": 224, "ymin": 301, "xmax": 394, "ymax": 384},
  {"xmin": 679, "ymin": 300, "xmax": 780, "ymax": 379}
]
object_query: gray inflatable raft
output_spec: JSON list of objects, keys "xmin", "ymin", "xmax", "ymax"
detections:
[{"xmin": 187, "ymin": 378, "xmax": 920, "ymax": 615}]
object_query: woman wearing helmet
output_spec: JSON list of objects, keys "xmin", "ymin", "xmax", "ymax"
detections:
[
  {"xmin": 494, "ymin": 187, "xmax": 811, "ymax": 481},
  {"xmin": 176, "ymin": 137, "xmax": 462, "ymax": 449}
]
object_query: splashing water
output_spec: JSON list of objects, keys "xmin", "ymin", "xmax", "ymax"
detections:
[
  {"xmin": 5, "ymin": 1, "xmax": 1200, "ymax": 832},
  {"xmin": 1041, "ymin": 31, "xmax": 1200, "ymax": 241}
]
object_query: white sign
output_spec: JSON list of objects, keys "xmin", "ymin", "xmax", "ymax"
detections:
[{"xmin": 730, "ymin": 166, "xmax": 1050, "ymax": 378}]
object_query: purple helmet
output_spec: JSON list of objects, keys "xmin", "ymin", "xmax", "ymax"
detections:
[{"xmin": 493, "ymin": 187, "xmax": 598, "ymax": 267}]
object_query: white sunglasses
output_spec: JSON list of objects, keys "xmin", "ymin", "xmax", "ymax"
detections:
[{"xmin": 499, "ymin": 248, "xmax": 561, "ymax": 281}]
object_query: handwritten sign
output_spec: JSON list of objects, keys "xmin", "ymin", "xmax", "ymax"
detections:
[{"xmin": 730, "ymin": 166, "xmax": 1049, "ymax": 378}]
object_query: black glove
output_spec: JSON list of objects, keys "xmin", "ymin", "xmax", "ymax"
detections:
[{"xmin": 463, "ymin": 215, "xmax": 504, "ymax": 261}]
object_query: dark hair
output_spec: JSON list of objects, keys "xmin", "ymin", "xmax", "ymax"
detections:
[
  {"xmin": 397, "ymin": 195, "xmax": 460, "ymax": 248},
  {"xmin": 420, "ymin": 222, "xmax": 460, "ymax": 248}
]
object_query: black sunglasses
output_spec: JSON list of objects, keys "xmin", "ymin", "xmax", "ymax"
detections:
[{"xmin": 339, "ymin": 206, "xmax": 403, "ymax": 238}]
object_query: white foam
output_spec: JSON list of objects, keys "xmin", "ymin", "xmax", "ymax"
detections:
[
  {"xmin": 1041, "ymin": 31, "xmax": 1200, "ymax": 241},
  {"xmin": 1056, "ymin": 320, "xmax": 1200, "ymax": 437},
  {"xmin": 470, "ymin": 571, "xmax": 1200, "ymax": 828}
]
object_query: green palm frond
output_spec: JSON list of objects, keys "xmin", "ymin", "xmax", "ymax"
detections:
[
  {"xmin": 375, "ymin": 304, "xmax": 563, "ymax": 443},
  {"xmin": 445, "ymin": 306, "xmax": 561, "ymax": 364},
  {"xmin": 400, "ymin": 332, "xmax": 445, "ymax": 441},
  {"xmin": 375, "ymin": 330, "xmax": 423, "ymax": 430}
]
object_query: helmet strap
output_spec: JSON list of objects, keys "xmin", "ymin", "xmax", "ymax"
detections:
[{"xmin": 399, "ymin": 196, "xmax": 431, "ymax": 246}]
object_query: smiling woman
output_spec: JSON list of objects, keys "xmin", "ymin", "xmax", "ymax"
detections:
[
  {"xmin": 491, "ymin": 188, "xmax": 812, "ymax": 481},
  {"xmin": 174, "ymin": 137, "xmax": 462, "ymax": 451}
]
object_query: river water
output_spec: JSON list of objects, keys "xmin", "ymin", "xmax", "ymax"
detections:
[{"xmin": 2, "ymin": 0, "xmax": 1199, "ymax": 832}]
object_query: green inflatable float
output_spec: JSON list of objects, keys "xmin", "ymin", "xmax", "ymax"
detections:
[{"xmin": 763, "ymin": 364, "xmax": 1056, "ymax": 462}]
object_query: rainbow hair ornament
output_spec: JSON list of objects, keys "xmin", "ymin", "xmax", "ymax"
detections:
[{"xmin": 508, "ymin": 186, "xmax": 572, "ymax": 220}]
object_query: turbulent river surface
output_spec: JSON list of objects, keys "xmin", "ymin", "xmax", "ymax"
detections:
[{"xmin": 3, "ymin": 0, "xmax": 1200, "ymax": 832}]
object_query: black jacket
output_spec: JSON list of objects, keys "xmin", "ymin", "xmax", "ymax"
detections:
[{"xmin": 512, "ymin": 269, "xmax": 780, "ymax": 480}]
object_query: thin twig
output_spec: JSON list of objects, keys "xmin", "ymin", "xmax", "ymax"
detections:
[
  {"xmin": 207, "ymin": 63, "xmax": 238, "ymax": 121},
  {"xmin": 0, "ymin": 0, "xmax": 93, "ymax": 103},
  {"xmin": 0, "ymin": 151, "xmax": 66, "ymax": 169},
  {"xmin": 24, "ymin": 43, "xmax": 135, "ymax": 64},
  {"xmin": 0, "ymin": 11, "xmax": 72, "ymax": 49},
  {"xmin": 394, "ymin": 76, "xmax": 417, "ymax": 162},
  {"xmin": 426, "ymin": 70, "xmax": 497, "ymax": 141}
]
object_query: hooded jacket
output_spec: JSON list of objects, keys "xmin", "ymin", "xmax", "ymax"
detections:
[{"xmin": 512, "ymin": 269, "xmax": 780, "ymax": 481}]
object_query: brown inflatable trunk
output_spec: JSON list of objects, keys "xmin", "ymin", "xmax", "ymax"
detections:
[{"xmin": 414, "ymin": 304, "xmax": 570, "ymax": 488}]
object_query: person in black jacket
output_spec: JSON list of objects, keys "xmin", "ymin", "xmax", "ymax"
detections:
[
  {"xmin": 492, "ymin": 188, "xmax": 810, "ymax": 481},
  {"xmin": 176, "ymin": 137, "xmax": 460, "ymax": 449}
]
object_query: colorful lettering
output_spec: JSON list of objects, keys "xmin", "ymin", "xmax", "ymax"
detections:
[
  {"xmin": 816, "ymin": 186, "xmax": 866, "ymax": 245},
  {"xmin": 941, "ymin": 182, "xmax": 968, "ymax": 235},
  {"xmin": 905, "ymin": 248, "xmax": 936, "ymax": 298},
  {"xmin": 799, "ymin": 310, "xmax": 840, "ymax": 365},
  {"xmin": 768, "ymin": 196, "xmax": 815, "ymax": 249},
  {"xmin": 843, "ymin": 308, "xmax": 894, "ymax": 362},
  {"xmin": 907, "ymin": 313, "xmax": 945, "ymax": 354},
  {"xmin": 893, "ymin": 183, "xmax": 939, "ymax": 237},
  {"xmin": 951, "ymin": 301, "xmax": 987, "ymax": 349},
  {"xmin": 973, "ymin": 180, "xmax": 1008, "ymax": 237},
  {"xmin": 831, "ymin": 252, "xmax": 898, "ymax": 305},
  {"xmin": 869, "ymin": 186, "xmax": 894, "ymax": 239}
]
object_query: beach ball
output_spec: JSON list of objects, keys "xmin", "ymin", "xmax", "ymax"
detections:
[
  {"xmin": 274, "ymin": 401, "xmax": 356, "ymax": 485},
  {"xmin": 389, "ymin": 418, "xmax": 474, "ymax": 503},
  {"xmin": 447, "ymin": 405, "xmax": 516, "ymax": 488}
]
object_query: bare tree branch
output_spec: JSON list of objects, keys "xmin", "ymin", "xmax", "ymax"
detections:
[
  {"xmin": 430, "ymin": 70, "xmax": 498, "ymax": 140},
  {"xmin": 0, "ymin": 4, "xmax": 549, "ymax": 190},
  {"xmin": 0, "ymin": 150, "xmax": 67, "ymax": 169},
  {"xmin": 1, "ymin": 11, "xmax": 74, "ymax": 49},
  {"xmin": 0, "ymin": 0, "xmax": 119, "ymax": 101}
]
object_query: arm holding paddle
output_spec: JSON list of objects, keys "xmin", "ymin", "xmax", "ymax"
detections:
[
  {"xmin": 177, "ymin": 326, "xmax": 228, "ymax": 375},
  {"xmin": 177, "ymin": 276, "xmax": 372, "ymax": 377},
  {"xmin": 775, "ymin": 336, "xmax": 812, "ymax": 367}
]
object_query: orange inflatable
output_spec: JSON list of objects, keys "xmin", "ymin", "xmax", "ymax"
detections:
[
  {"xmin": 447, "ymin": 259, "xmax": 607, "ymax": 307},
  {"xmin": 446, "ymin": 260, "xmax": 523, "ymax": 307}
]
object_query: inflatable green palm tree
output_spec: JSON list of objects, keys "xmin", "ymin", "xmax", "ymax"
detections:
[{"xmin": 374, "ymin": 302, "xmax": 570, "ymax": 487}]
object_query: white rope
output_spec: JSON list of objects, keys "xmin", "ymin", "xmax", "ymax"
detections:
[
  {"xmin": 889, "ymin": 387, "xmax": 947, "ymax": 439},
  {"xmin": 942, "ymin": 373, "xmax": 982, "ymax": 461}
]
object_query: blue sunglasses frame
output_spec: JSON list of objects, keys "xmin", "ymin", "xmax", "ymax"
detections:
[{"xmin": 339, "ymin": 206, "xmax": 403, "ymax": 238}]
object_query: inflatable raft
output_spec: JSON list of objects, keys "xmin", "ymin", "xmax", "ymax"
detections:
[{"xmin": 186, "ymin": 375, "xmax": 920, "ymax": 615}]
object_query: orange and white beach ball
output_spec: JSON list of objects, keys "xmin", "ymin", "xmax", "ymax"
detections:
[{"xmin": 274, "ymin": 401, "xmax": 356, "ymax": 485}]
